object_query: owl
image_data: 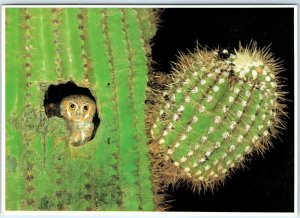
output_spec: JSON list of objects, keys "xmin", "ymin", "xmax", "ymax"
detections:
[{"xmin": 60, "ymin": 95, "xmax": 97, "ymax": 147}]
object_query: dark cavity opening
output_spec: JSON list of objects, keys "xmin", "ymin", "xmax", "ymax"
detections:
[{"xmin": 44, "ymin": 81, "xmax": 100, "ymax": 141}]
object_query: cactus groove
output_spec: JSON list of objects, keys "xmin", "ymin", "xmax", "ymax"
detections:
[
  {"xmin": 150, "ymin": 46, "xmax": 287, "ymax": 191},
  {"xmin": 6, "ymin": 8, "xmax": 156, "ymax": 211}
]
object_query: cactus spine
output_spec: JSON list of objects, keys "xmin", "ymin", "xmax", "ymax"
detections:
[
  {"xmin": 6, "ymin": 8, "xmax": 157, "ymax": 210},
  {"xmin": 150, "ymin": 45, "xmax": 286, "ymax": 190}
]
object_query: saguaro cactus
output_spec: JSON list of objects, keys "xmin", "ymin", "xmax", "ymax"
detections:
[
  {"xmin": 6, "ymin": 8, "xmax": 157, "ymax": 211},
  {"xmin": 149, "ymin": 46, "xmax": 286, "ymax": 190}
]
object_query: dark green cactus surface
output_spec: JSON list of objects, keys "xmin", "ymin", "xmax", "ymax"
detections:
[{"xmin": 6, "ymin": 8, "xmax": 157, "ymax": 211}]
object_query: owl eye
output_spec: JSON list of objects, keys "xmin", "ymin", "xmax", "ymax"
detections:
[
  {"xmin": 69, "ymin": 103, "xmax": 76, "ymax": 109},
  {"xmin": 83, "ymin": 105, "xmax": 89, "ymax": 111}
]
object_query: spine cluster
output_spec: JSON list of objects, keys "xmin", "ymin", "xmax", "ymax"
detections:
[{"xmin": 150, "ymin": 45, "xmax": 286, "ymax": 190}]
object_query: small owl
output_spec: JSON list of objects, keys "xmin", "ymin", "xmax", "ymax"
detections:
[{"xmin": 60, "ymin": 95, "xmax": 96, "ymax": 147}]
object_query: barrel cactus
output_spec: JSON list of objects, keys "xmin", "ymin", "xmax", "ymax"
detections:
[
  {"xmin": 5, "ymin": 7, "xmax": 287, "ymax": 211},
  {"xmin": 149, "ymin": 45, "xmax": 286, "ymax": 191}
]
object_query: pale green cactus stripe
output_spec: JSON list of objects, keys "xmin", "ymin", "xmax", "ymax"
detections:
[
  {"xmin": 66, "ymin": 8, "xmax": 85, "ymax": 82},
  {"xmin": 5, "ymin": 129, "xmax": 23, "ymax": 210},
  {"xmin": 68, "ymin": 149, "xmax": 98, "ymax": 210},
  {"xmin": 5, "ymin": 8, "xmax": 22, "ymax": 115},
  {"xmin": 107, "ymin": 8, "xmax": 140, "ymax": 210},
  {"xmin": 5, "ymin": 10, "xmax": 24, "ymax": 206},
  {"xmin": 138, "ymin": 156, "xmax": 155, "ymax": 210},
  {"xmin": 46, "ymin": 118, "xmax": 72, "ymax": 210},
  {"xmin": 21, "ymin": 148, "xmax": 36, "ymax": 209},
  {"xmin": 59, "ymin": 9, "xmax": 82, "ymax": 81},
  {"xmin": 20, "ymin": 9, "xmax": 49, "ymax": 207},
  {"xmin": 16, "ymin": 9, "xmax": 40, "ymax": 210},
  {"xmin": 88, "ymin": 8, "xmax": 122, "ymax": 210},
  {"xmin": 73, "ymin": 151, "xmax": 98, "ymax": 210},
  {"xmin": 134, "ymin": 8, "xmax": 156, "ymax": 72},
  {"xmin": 69, "ymin": 160, "xmax": 89, "ymax": 210},
  {"xmin": 38, "ymin": 8, "xmax": 57, "ymax": 82},
  {"xmin": 81, "ymin": 163, "xmax": 94, "ymax": 210},
  {"xmin": 52, "ymin": 159, "xmax": 68, "ymax": 209},
  {"xmin": 41, "ymin": 137, "xmax": 55, "ymax": 210},
  {"xmin": 12, "ymin": 65, "xmax": 27, "ymax": 118},
  {"xmin": 125, "ymin": 9, "xmax": 149, "ymax": 108},
  {"xmin": 82, "ymin": 163, "xmax": 95, "ymax": 210},
  {"xmin": 6, "ymin": 128, "xmax": 22, "ymax": 162},
  {"xmin": 54, "ymin": 144, "xmax": 70, "ymax": 210},
  {"xmin": 20, "ymin": 9, "xmax": 40, "ymax": 107},
  {"xmin": 78, "ymin": 8, "xmax": 96, "ymax": 82},
  {"xmin": 50, "ymin": 9, "xmax": 65, "ymax": 79},
  {"xmin": 122, "ymin": 9, "xmax": 155, "ymax": 210},
  {"xmin": 31, "ymin": 135, "xmax": 48, "ymax": 208},
  {"xmin": 30, "ymin": 8, "xmax": 46, "ymax": 83}
]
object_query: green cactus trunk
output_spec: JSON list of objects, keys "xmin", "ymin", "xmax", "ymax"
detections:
[{"xmin": 6, "ymin": 8, "xmax": 156, "ymax": 211}]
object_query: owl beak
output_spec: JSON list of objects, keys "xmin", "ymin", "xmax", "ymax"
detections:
[{"xmin": 76, "ymin": 111, "xmax": 81, "ymax": 119}]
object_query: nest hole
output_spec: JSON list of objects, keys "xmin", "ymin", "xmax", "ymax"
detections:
[{"xmin": 44, "ymin": 81, "xmax": 100, "ymax": 141}]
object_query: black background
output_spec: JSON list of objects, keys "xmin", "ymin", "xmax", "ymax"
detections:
[{"xmin": 151, "ymin": 8, "xmax": 294, "ymax": 212}]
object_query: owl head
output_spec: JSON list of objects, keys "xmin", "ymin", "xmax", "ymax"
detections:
[{"xmin": 60, "ymin": 95, "xmax": 96, "ymax": 122}]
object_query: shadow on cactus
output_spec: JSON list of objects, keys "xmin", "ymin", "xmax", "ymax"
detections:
[{"xmin": 147, "ymin": 42, "xmax": 287, "ymax": 193}]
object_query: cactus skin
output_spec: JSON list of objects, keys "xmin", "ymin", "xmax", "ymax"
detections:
[
  {"xmin": 6, "ymin": 8, "xmax": 157, "ymax": 211},
  {"xmin": 150, "ymin": 45, "xmax": 286, "ymax": 191}
]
